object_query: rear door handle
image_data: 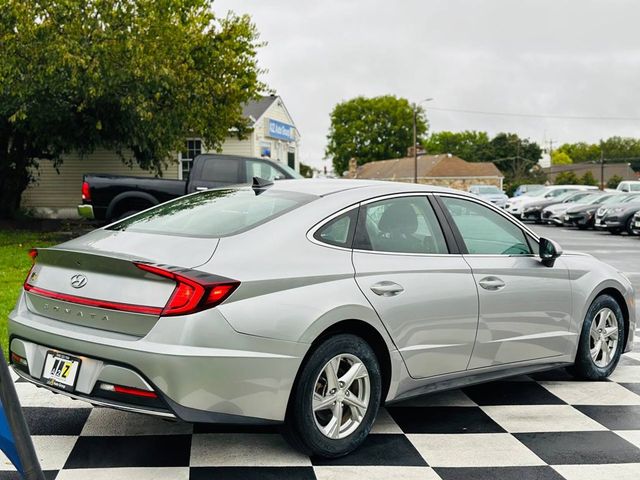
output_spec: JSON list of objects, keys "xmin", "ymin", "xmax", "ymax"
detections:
[
  {"xmin": 195, "ymin": 187, "xmax": 208, "ymax": 191},
  {"xmin": 478, "ymin": 276, "xmax": 506, "ymax": 291},
  {"xmin": 370, "ymin": 281, "xmax": 404, "ymax": 297}
]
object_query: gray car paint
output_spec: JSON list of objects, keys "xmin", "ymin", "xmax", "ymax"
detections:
[{"xmin": 8, "ymin": 179, "xmax": 636, "ymax": 424}]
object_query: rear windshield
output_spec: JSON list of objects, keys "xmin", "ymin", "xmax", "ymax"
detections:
[{"xmin": 108, "ymin": 188, "xmax": 316, "ymax": 237}]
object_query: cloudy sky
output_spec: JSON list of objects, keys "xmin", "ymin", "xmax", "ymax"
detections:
[{"xmin": 214, "ymin": 0, "xmax": 640, "ymax": 170}]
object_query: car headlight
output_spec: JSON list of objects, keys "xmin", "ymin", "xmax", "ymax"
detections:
[{"xmin": 612, "ymin": 207, "xmax": 625, "ymax": 213}]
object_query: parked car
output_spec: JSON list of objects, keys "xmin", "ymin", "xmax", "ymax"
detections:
[
  {"xmin": 616, "ymin": 180, "xmax": 640, "ymax": 193},
  {"xmin": 631, "ymin": 210, "xmax": 640, "ymax": 236},
  {"xmin": 595, "ymin": 194, "xmax": 640, "ymax": 234},
  {"xmin": 468, "ymin": 184, "xmax": 508, "ymax": 208},
  {"xmin": 541, "ymin": 191, "xmax": 612, "ymax": 226},
  {"xmin": 78, "ymin": 154, "xmax": 302, "ymax": 222},
  {"xmin": 505, "ymin": 185, "xmax": 597, "ymax": 218},
  {"xmin": 10, "ymin": 179, "xmax": 635, "ymax": 458},
  {"xmin": 564, "ymin": 193, "xmax": 627, "ymax": 229},
  {"xmin": 521, "ymin": 190, "xmax": 596, "ymax": 223},
  {"xmin": 513, "ymin": 184, "xmax": 544, "ymax": 197}
]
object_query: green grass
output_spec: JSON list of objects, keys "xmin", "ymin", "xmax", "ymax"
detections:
[{"xmin": 0, "ymin": 230, "xmax": 61, "ymax": 356}]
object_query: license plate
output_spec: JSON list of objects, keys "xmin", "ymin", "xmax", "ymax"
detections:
[{"xmin": 41, "ymin": 351, "xmax": 81, "ymax": 392}]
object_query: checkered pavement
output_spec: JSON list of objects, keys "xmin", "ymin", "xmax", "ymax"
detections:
[{"xmin": 2, "ymin": 346, "xmax": 640, "ymax": 480}]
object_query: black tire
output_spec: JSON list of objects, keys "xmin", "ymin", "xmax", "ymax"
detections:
[
  {"xmin": 609, "ymin": 228, "xmax": 621, "ymax": 235},
  {"xmin": 577, "ymin": 224, "xmax": 588, "ymax": 230},
  {"xmin": 569, "ymin": 294, "xmax": 625, "ymax": 380},
  {"xmin": 282, "ymin": 334, "xmax": 382, "ymax": 458},
  {"xmin": 115, "ymin": 210, "xmax": 140, "ymax": 221},
  {"xmin": 625, "ymin": 217, "xmax": 635, "ymax": 235}
]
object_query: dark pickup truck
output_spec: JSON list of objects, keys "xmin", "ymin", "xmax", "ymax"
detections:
[{"xmin": 78, "ymin": 154, "xmax": 301, "ymax": 221}]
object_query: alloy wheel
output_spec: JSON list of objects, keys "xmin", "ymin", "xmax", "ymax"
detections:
[
  {"xmin": 589, "ymin": 307, "xmax": 619, "ymax": 368},
  {"xmin": 312, "ymin": 353, "xmax": 370, "ymax": 439}
]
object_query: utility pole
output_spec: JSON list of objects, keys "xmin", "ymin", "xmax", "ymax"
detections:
[
  {"xmin": 412, "ymin": 98, "xmax": 433, "ymax": 183},
  {"xmin": 600, "ymin": 146, "xmax": 605, "ymax": 191}
]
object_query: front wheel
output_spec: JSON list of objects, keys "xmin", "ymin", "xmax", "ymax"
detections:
[
  {"xmin": 569, "ymin": 294, "xmax": 625, "ymax": 380},
  {"xmin": 283, "ymin": 334, "xmax": 382, "ymax": 458}
]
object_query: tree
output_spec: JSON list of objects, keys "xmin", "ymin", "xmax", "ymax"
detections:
[
  {"xmin": 0, "ymin": 0, "xmax": 266, "ymax": 217},
  {"xmin": 555, "ymin": 171, "xmax": 580, "ymax": 185},
  {"xmin": 299, "ymin": 163, "xmax": 314, "ymax": 178},
  {"xmin": 326, "ymin": 95, "xmax": 428, "ymax": 175},
  {"xmin": 556, "ymin": 142, "xmax": 601, "ymax": 163},
  {"xmin": 607, "ymin": 175, "xmax": 624, "ymax": 189},
  {"xmin": 490, "ymin": 133, "xmax": 543, "ymax": 182},
  {"xmin": 580, "ymin": 171, "xmax": 598, "ymax": 186},
  {"xmin": 551, "ymin": 151, "xmax": 573, "ymax": 165},
  {"xmin": 422, "ymin": 130, "xmax": 492, "ymax": 162}
]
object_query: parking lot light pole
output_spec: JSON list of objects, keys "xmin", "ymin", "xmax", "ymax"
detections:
[{"xmin": 413, "ymin": 98, "xmax": 433, "ymax": 183}]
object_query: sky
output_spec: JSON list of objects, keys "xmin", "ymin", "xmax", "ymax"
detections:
[{"xmin": 214, "ymin": 0, "xmax": 640, "ymax": 171}]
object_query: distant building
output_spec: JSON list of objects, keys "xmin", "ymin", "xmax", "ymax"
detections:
[
  {"xmin": 348, "ymin": 153, "xmax": 504, "ymax": 190},
  {"xmin": 543, "ymin": 163, "xmax": 637, "ymax": 184},
  {"xmin": 21, "ymin": 95, "xmax": 299, "ymax": 218}
]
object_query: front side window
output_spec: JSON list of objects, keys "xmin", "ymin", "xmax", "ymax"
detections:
[
  {"xmin": 441, "ymin": 196, "xmax": 532, "ymax": 255},
  {"xmin": 246, "ymin": 160, "xmax": 286, "ymax": 182},
  {"xmin": 108, "ymin": 188, "xmax": 316, "ymax": 238},
  {"xmin": 354, "ymin": 196, "xmax": 448, "ymax": 254}
]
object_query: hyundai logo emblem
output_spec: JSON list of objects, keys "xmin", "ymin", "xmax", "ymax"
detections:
[{"xmin": 70, "ymin": 274, "xmax": 88, "ymax": 289}]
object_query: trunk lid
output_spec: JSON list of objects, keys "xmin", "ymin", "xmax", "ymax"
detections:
[{"xmin": 24, "ymin": 230, "xmax": 219, "ymax": 336}]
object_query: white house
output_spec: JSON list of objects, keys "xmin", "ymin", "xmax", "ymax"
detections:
[{"xmin": 21, "ymin": 95, "xmax": 300, "ymax": 218}]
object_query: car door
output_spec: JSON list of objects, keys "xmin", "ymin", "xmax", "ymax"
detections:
[
  {"xmin": 437, "ymin": 194, "xmax": 573, "ymax": 369},
  {"xmin": 352, "ymin": 194, "xmax": 479, "ymax": 378}
]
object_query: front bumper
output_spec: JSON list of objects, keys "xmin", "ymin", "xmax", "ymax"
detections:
[
  {"xmin": 521, "ymin": 210, "xmax": 542, "ymax": 222},
  {"xmin": 9, "ymin": 293, "xmax": 305, "ymax": 423}
]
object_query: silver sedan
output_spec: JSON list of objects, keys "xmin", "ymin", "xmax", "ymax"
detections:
[{"xmin": 9, "ymin": 179, "xmax": 636, "ymax": 458}]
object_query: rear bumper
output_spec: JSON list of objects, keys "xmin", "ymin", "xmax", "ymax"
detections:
[
  {"xmin": 77, "ymin": 204, "xmax": 94, "ymax": 220},
  {"xmin": 9, "ymin": 293, "xmax": 306, "ymax": 423}
]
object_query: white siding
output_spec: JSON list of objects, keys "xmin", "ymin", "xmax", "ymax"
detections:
[{"xmin": 21, "ymin": 149, "xmax": 179, "ymax": 217}]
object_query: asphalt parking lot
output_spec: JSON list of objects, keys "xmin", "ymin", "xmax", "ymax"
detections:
[{"xmin": 1, "ymin": 225, "xmax": 639, "ymax": 480}]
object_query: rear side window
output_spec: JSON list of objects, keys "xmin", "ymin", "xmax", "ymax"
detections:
[
  {"xmin": 108, "ymin": 188, "xmax": 316, "ymax": 238},
  {"xmin": 353, "ymin": 196, "xmax": 448, "ymax": 254},
  {"xmin": 201, "ymin": 158, "xmax": 240, "ymax": 183},
  {"xmin": 314, "ymin": 210, "xmax": 357, "ymax": 248}
]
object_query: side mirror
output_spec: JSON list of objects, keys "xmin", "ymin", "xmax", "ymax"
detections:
[{"xmin": 539, "ymin": 237, "xmax": 562, "ymax": 267}]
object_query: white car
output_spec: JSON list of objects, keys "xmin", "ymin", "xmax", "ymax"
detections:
[
  {"xmin": 617, "ymin": 181, "xmax": 640, "ymax": 193},
  {"xmin": 506, "ymin": 185, "xmax": 598, "ymax": 218}
]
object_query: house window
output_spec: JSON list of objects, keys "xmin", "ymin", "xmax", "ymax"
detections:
[{"xmin": 181, "ymin": 139, "xmax": 202, "ymax": 179}]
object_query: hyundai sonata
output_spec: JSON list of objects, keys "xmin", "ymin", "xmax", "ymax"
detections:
[{"xmin": 9, "ymin": 179, "xmax": 636, "ymax": 458}]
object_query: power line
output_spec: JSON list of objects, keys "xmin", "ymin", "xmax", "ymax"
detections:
[{"xmin": 428, "ymin": 106, "xmax": 640, "ymax": 121}]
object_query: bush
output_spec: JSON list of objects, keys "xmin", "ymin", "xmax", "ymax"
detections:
[
  {"xmin": 606, "ymin": 175, "xmax": 624, "ymax": 189},
  {"xmin": 580, "ymin": 171, "xmax": 599, "ymax": 186},
  {"xmin": 555, "ymin": 171, "xmax": 580, "ymax": 185}
]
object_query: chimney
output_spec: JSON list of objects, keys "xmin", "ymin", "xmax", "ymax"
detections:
[{"xmin": 348, "ymin": 158, "xmax": 358, "ymax": 178}]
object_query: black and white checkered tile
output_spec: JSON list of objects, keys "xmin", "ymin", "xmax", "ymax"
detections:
[{"xmin": 3, "ymin": 345, "xmax": 640, "ymax": 479}]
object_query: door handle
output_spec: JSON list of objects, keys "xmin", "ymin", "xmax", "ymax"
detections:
[
  {"xmin": 370, "ymin": 281, "xmax": 404, "ymax": 297},
  {"xmin": 195, "ymin": 187, "xmax": 208, "ymax": 191},
  {"xmin": 478, "ymin": 276, "xmax": 506, "ymax": 291}
]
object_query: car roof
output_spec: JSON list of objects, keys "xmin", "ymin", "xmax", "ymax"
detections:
[{"xmin": 269, "ymin": 178, "xmax": 468, "ymax": 197}]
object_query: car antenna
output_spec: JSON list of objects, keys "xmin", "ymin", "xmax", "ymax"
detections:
[{"xmin": 252, "ymin": 176, "xmax": 273, "ymax": 195}]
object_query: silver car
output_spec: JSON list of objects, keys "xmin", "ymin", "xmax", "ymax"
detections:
[{"xmin": 9, "ymin": 179, "xmax": 636, "ymax": 458}]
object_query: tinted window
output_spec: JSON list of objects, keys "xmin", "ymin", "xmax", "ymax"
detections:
[
  {"xmin": 246, "ymin": 160, "xmax": 286, "ymax": 182},
  {"xmin": 201, "ymin": 158, "xmax": 240, "ymax": 183},
  {"xmin": 108, "ymin": 188, "xmax": 315, "ymax": 238},
  {"xmin": 441, "ymin": 197, "xmax": 531, "ymax": 255},
  {"xmin": 314, "ymin": 210, "xmax": 356, "ymax": 248},
  {"xmin": 354, "ymin": 197, "xmax": 448, "ymax": 254}
]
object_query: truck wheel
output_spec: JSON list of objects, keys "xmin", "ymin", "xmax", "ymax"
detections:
[{"xmin": 282, "ymin": 334, "xmax": 381, "ymax": 458}]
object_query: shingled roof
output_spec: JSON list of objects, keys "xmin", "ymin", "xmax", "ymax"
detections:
[{"xmin": 353, "ymin": 154, "xmax": 503, "ymax": 180}]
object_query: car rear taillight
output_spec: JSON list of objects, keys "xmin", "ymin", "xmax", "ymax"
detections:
[
  {"xmin": 82, "ymin": 181, "xmax": 91, "ymax": 201},
  {"xmin": 134, "ymin": 263, "xmax": 239, "ymax": 316}
]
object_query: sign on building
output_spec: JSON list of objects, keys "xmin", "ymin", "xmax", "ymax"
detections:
[{"xmin": 266, "ymin": 118, "xmax": 295, "ymax": 142}]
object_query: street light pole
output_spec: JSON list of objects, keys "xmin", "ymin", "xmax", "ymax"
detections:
[{"xmin": 412, "ymin": 98, "xmax": 433, "ymax": 184}]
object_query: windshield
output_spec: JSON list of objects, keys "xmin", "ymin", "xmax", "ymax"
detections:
[
  {"xmin": 602, "ymin": 194, "xmax": 629, "ymax": 204},
  {"xmin": 475, "ymin": 186, "xmax": 502, "ymax": 194},
  {"xmin": 526, "ymin": 188, "xmax": 550, "ymax": 198},
  {"xmin": 564, "ymin": 191, "xmax": 594, "ymax": 203},
  {"xmin": 583, "ymin": 194, "xmax": 610, "ymax": 205},
  {"xmin": 108, "ymin": 188, "xmax": 316, "ymax": 237},
  {"xmin": 277, "ymin": 162, "xmax": 304, "ymax": 179}
]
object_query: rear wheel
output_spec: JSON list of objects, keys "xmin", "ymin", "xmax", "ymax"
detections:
[
  {"xmin": 625, "ymin": 217, "xmax": 635, "ymax": 235},
  {"xmin": 569, "ymin": 294, "xmax": 624, "ymax": 380},
  {"xmin": 283, "ymin": 334, "xmax": 381, "ymax": 458}
]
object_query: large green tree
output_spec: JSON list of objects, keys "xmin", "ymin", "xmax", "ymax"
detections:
[
  {"xmin": 490, "ymin": 133, "xmax": 543, "ymax": 181},
  {"xmin": 422, "ymin": 130, "xmax": 492, "ymax": 162},
  {"xmin": 557, "ymin": 137, "xmax": 640, "ymax": 170},
  {"xmin": 0, "ymin": 0, "xmax": 266, "ymax": 217},
  {"xmin": 326, "ymin": 95, "xmax": 428, "ymax": 175}
]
